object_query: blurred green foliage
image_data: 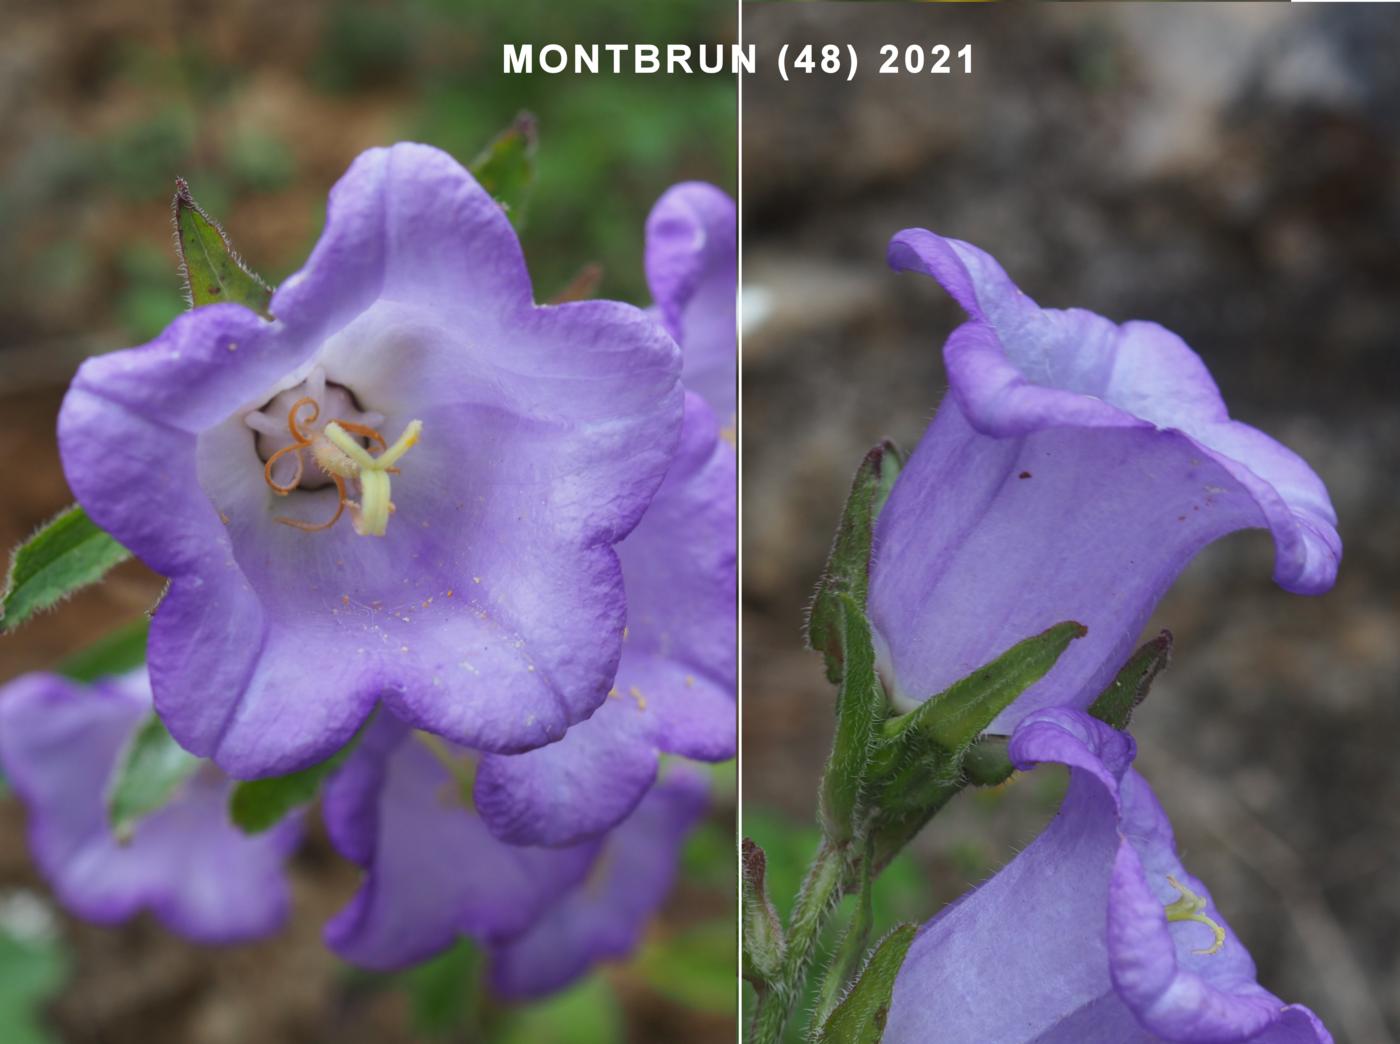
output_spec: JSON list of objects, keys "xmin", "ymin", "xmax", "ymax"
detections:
[
  {"xmin": 0, "ymin": 910, "xmax": 69, "ymax": 1044},
  {"xmin": 0, "ymin": 0, "xmax": 735, "ymax": 353}
]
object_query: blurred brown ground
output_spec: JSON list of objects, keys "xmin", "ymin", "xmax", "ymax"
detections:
[
  {"xmin": 743, "ymin": 4, "xmax": 1399, "ymax": 1042},
  {"xmin": 0, "ymin": 0, "xmax": 736, "ymax": 1041}
]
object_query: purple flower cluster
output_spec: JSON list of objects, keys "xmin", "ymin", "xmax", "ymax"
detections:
[
  {"xmin": 877, "ymin": 231, "xmax": 1339, "ymax": 1042},
  {"xmin": 1, "ymin": 145, "xmax": 735, "ymax": 998}
]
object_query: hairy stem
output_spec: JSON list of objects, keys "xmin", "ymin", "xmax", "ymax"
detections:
[
  {"xmin": 811, "ymin": 836, "xmax": 875, "ymax": 1031},
  {"xmin": 749, "ymin": 841, "xmax": 849, "ymax": 1044}
]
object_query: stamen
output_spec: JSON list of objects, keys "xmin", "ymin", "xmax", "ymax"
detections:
[
  {"xmin": 257, "ymin": 392, "xmax": 422, "ymax": 537},
  {"xmin": 330, "ymin": 420, "xmax": 388, "ymax": 452},
  {"xmin": 1164, "ymin": 874, "xmax": 1226, "ymax": 956}
]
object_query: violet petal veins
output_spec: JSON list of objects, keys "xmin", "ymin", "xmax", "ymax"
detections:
[
  {"xmin": 869, "ymin": 231, "xmax": 1340, "ymax": 731},
  {"xmin": 0, "ymin": 671, "xmax": 299, "ymax": 943},
  {"xmin": 884, "ymin": 709, "xmax": 1332, "ymax": 1044},
  {"xmin": 57, "ymin": 143, "xmax": 683, "ymax": 778}
]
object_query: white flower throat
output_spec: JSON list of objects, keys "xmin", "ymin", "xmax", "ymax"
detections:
[{"xmin": 245, "ymin": 369, "xmax": 422, "ymax": 538}]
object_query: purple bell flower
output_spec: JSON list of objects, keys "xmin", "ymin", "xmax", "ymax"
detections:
[
  {"xmin": 884, "ymin": 709, "xmax": 1331, "ymax": 1044},
  {"xmin": 487, "ymin": 762, "xmax": 710, "ymax": 1000},
  {"xmin": 0, "ymin": 671, "xmax": 299, "ymax": 943},
  {"xmin": 58, "ymin": 143, "xmax": 683, "ymax": 778},
  {"xmin": 474, "ymin": 185, "xmax": 737, "ymax": 847},
  {"xmin": 869, "ymin": 231, "xmax": 1340, "ymax": 732}
]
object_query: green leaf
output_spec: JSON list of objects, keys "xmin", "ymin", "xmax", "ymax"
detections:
[
  {"xmin": 1090, "ymin": 629, "xmax": 1172, "ymax": 730},
  {"xmin": 1, "ymin": 506, "xmax": 131, "ymax": 632},
  {"xmin": 107, "ymin": 714, "xmax": 200, "ymax": 843},
  {"xmin": 399, "ymin": 939, "xmax": 481, "ymax": 1037},
  {"xmin": 172, "ymin": 178, "xmax": 273, "ymax": 314},
  {"xmin": 814, "ymin": 924, "xmax": 917, "ymax": 1044},
  {"xmin": 58, "ymin": 618, "xmax": 150, "ymax": 682},
  {"xmin": 229, "ymin": 733, "xmax": 360, "ymax": 833},
  {"xmin": 0, "ymin": 916, "xmax": 69, "ymax": 1044},
  {"xmin": 742, "ymin": 838, "xmax": 785, "ymax": 986},
  {"xmin": 497, "ymin": 975, "xmax": 624, "ymax": 1044},
  {"xmin": 819, "ymin": 595, "xmax": 886, "ymax": 844},
  {"xmin": 882, "ymin": 620, "xmax": 1087, "ymax": 755},
  {"xmin": 807, "ymin": 442, "xmax": 904, "ymax": 683},
  {"xmin": 468, "ymin": 112, "xmax": 538, "ymax": 229},
  {"xmin": 635, "ymin": 919, "xmax": 737, "ymax": 1016}
]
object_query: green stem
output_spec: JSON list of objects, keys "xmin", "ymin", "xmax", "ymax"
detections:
[
  {"xmin": 749, "ymin": 841, "xmax": 849, "ymax": 1044},
  {"xmin": 812, "ymin": 836, "xmax": 875, "ymax": 1030}
]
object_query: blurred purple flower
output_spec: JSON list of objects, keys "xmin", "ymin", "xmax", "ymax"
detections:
[
  {"xmin": 322, "ymin": 714, "xmax": 597, "ymax": 970},
  {"xmin": 58, "ymin": 143, "xmax": 683, "ymax": 778},
  {"xmin": 473, "ymin": 184, "xmax": 737, "ymax": 847},
  {"xmin": 645, "ymin": 181, "xmax": 737, "ymax": 431},
  {"xmin": 869, "ymin": 231, "xmax": 1340, "ymax": 732},
  {"xmin": 489, "ymin": 762, "xmax": 710, "ymax": 1000},
  {"xmin": 0, "ymin": 671, "xmax": 298, "ymax": 943},
  {"xmin": 322, "ymin": 713, "xmax": 708, "ymax": 993},
  {"xmin": 885, "ymin": 709, "xmax": 1331, "ymax": 1044}
]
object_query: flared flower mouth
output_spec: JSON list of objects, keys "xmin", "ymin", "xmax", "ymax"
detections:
[
  {"xmin": 57, "ymin": 143, "xmax": 684, "ymax": 777},
  {"xmin": 886, "ymin": 228, "xmax": 1340, "ymax": 596}
]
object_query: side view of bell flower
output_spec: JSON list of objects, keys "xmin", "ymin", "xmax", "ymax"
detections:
[
  {"xmin": 58, "ymin": 142, "xmax": 684, "ymax": 779},
  {"xmin": 884, "ymin": 709, "xmax": 1331, "ymax": 1044},
  {"xmin": 0, "ymin": 671, "xmax": 300, "ymax": 944},
  {"xmin": 868, "ymin": 230, "xmax": 1340, "ymax": 733}
]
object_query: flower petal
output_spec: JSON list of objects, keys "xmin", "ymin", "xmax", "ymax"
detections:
[
  {"xmin": 474, "ymin": 395, "xmax": 735, "ymax": 844},
  {"xmin": 646, "ymin": 182, "xmax": 737, "ymax": 426}
]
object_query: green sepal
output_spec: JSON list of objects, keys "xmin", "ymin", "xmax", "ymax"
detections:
[
  {"xmin": 807, "ymin": 441, "xmax": 904, "ymax": 683},
  {"xmin": 1, "ymin": 506, "xmax": 131, "ymax": 632},
  {"xmin": 741, "ymin": 838, "xmax": 786, "ymax": 988},
  {"xmin": 469, "ymin": 112, "xmax": 538, "ymax": 230},
  {"xmin": 818, "ymin": 595, "xmax": 886, "ymax": 844},
  {"xmin": 107, "ymin": 713, "xmax": 200, "ymax": 844},
  {"xmin": 880, "ymin": 620, "xmax": 1087, "ymax": 757},
  {"xmin": 228, "ymin": 730, "xmax": 363, "ymax": 833},
  {"xmin": 172, "ymin": 178, "xmax": 273, "ymax": 314},
  {"xmin": 812, "ymin": 923, "xmax": 917, "ymax": 1044},
  {"xmin": 1089, "ymin": 629, "xmax": 1172, "ymax": 730},
  {"xmin": 59, "ymin": 618, "xmax": 150, "ymax": 682}
]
